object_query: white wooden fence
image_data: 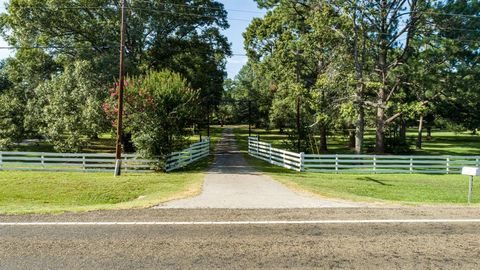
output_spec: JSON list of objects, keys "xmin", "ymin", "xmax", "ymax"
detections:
[
  {"xmin": 165, "ymin": 138, "xmax": 210, "ymax": 172},
  {"xmin": 0, "ymin": 152, "xmax": 155, "ymax": 173},
  {"xmin": 248, "ymin": 136, "xmax": 480, "ymax": 174},
  {"xmin": 0, "ymin": 138, "xmax": 210, "ymax": 173}
]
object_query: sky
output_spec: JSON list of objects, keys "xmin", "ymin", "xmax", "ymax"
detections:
[
  {"xmin": 219, "ymin": 0, "xmax": 266, "ymax": 78},
  {"xmin": 0, "ymin": 0, "xmax": 10, "ymax": 60},
  {"xmin": 0, "ymin": 0, "xmax": 266, "ymax": 79}
]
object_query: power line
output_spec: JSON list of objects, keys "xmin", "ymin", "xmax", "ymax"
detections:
[
  {"xmin": 130, "ymin": 0, "xmax": 265, "ymax": 15},
  {"xmin": 0, "ymin": 46, "xmax": 248, "ymax": 56},
  {"xmin": 14, "ymin": 5, "xmax": 253, "ymax": 22},
  {"xmin": 12, "ymin": 2, "xmax": 262, "ymax": 20},
  {"xmin": 10, "ymin": 3, "xmax": 480, "ymax": 19},
  {"xmin": 420, "ymin": 11, "xmax": 480, "ymax": 19},
  {"xmin": 129, "ymin": 7, "xmax": 251, "ymax": 22}
]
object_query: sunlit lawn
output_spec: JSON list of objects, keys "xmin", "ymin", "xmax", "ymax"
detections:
[
  {"xmin": 233, "ymin": 126, "xmax": 480, "ymax": 204},
  {"xmin": 0, "ymin": 155, "xmax": 213, "ymax": 215},
  {"xmin": 0, "ymin": 128, "xmax": 226, "ymax": 215}
]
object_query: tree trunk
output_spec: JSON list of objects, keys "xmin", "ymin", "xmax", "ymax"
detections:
[
  {"xmin": 375, "ymin": 0, "xmax": 388, "ymax": 154},
  {"xmin": 399, "ymin": 120, "xmax": 407, "ymax": 143},
  {"xmin": 376, "ymin": 106, "xmax": 386, "ymax": 153},
  {"xmin": 416, "ymin": 115, "xmax": 423, "ymax": 149},
  {"xmin": 348, "ymin": 127, "xmax": 356, "ymax": 149},
  {"xmin": 319, "ymin": 124, "xmax": 328, "ymax": 153},
  {"xmin": 355, "ymin": 105, "xmax": 364, "ymax": 154},
  {"xmin": 426, "ymin": 126, "xmax": 432, "ymax": 140},
  {"xmin": 352, "ymin": 1, "xmax": 365, "ymax": 155},
  {"xmin": 375, "ymin": 85, "xmax": 387, "ymax": 153}
]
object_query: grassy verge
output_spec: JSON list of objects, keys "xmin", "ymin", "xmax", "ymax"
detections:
[
  {"xmin": 233, "ymin": 126, "xmax": 480, "ymax": 205},
  {"xmin": 0, "ymin": 127, "xmax": 225, "ymax": 215},
  {"xmin": 0, "ymin": 170, "xmax": 203, "ymax": 215}
]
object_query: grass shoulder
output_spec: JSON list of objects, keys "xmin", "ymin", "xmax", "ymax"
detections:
[
  {"xmin": 0, "ymin": 127, "xmax": 225, "ymax": 215},
  {"xmin": 0, "ymin": 170, "xmax": 202, "ymax": 215}
]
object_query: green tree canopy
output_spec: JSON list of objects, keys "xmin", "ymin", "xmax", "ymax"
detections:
[
  {"xmin": 0, "ymin": 0, "xmax": 231, "ymax": 151},
  {"xmin": 105, "ymin": 69, "xmax": 199, "ymax": 158},
  {"xmin": 30, "ymin": 61, "xmax": 108, "ymax": 152}
]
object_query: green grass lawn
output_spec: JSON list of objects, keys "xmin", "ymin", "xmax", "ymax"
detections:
[
  {"xmin": 0, "ymin": 169, "xmax": 205, "ymax": 215},
  {"xmin": 233, "ymin": 127, "xmax": 480, "ymax": 205},
  {"xmin": 0, "ymin": 127, "xmax": 225, "ymax": 215},
  {"xmin": 0, "ymin": 131, "xmax": 225, "ymax": 215}
]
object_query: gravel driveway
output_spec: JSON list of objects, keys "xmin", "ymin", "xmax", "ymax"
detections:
[{"xmin": 157, "ymin": 129, "xmax": 362, "ymax": 208}]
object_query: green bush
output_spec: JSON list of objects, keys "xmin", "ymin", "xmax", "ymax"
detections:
[
  {"xmin": 0, "ymin": 92, "xmax": 24, "ymax": 150},
  {"xmin": 29, "ymin": 61, "xmax": 108, "ymax": 152},
  {"xmin": 112, "ymin": 70, "xmax": 199, "ymax": 158}
]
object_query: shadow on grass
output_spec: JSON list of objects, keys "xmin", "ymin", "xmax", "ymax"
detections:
[{"xmin": 358, "ymin": 176, "xmax": 393, "ymax": 186}]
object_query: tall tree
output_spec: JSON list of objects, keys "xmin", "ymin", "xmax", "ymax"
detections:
[
  {"xmin": 0, "ymin": 0, "xmax": 230, "ymax": 150},
  {"xmin": 245, "ymin": 0, "xmax": 352, "ymax": 153}
]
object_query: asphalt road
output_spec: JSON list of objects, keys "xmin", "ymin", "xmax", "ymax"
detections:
[{"xmin": 1, "ymin": 208, "xmax": 480, "ymax": 269}]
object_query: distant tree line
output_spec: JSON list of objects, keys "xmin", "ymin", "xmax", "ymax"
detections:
[{"xmin": 220, "ymin": 0, "xmax": 480, "ymax": 154}]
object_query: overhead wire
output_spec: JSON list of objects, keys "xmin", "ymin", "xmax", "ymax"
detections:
[{"xmin": 0, "ymin": 3, "xmax": 477, "ymax": 53}]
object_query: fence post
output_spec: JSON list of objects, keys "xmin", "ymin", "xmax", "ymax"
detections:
[
  {"xmin": 208, "ymin": 138, "xmax": 211, "ymax": 155},
  {"xmin": 0, "ymin": 152, "xmax": 2, "ymax": 170},
  {"xmin": 269, "ymin": 144, "xmax": 272, "ymax": 164},
  {"xmin": 373, "ymin": 155, "xmax": 377, "ymax": 174},
  {"xmin": 299, "ymin": 152, "xmax": 304, "ymax": 172},
  {"xmin": 409, "ymin": 156, "xmax": 413, "ymax": 174},
  {"xmin": 82, "ymin": 155, "xmax": 86, "ymax": 172},
  {"xmin": 446, "ymin": 156, "xmax": 450, "ymax": 174},
  {"xmin": 476, "ymin": 157, "xmax": 479, "ymax": 167},
  {"xmin": 41, "ymin": 153, "xmax": 45, "ymax": 169},
  {"xmin": 124, "ymin": 155, "xmax": 128, "ymax": 173},
  {"xmin": 335, "ymin": 154, "xmax": 339, "ymax": 174}
]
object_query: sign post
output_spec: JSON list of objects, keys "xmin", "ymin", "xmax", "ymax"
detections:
[{"xmin": 461, "ymin": 167, "xmax": 480, "ymax": 203}]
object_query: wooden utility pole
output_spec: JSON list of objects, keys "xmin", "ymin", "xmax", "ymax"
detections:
[
  {"xmin": 114, "ymin": 0, "xmax": 126, "ymax": 177},
  {"xmin": 295, "ymin": 49, "xmax": 302, "ymax": 153},
  {"xmin": 207, "ymin": 103, "xmax": 211, "ymax": 137},
  {"xmin": 248, "ymin": 100, "xmax": 252, "ymax": 137},
  {"xmin": 296, "ymin": 95, "xmax": 301, "ymax": 152}
]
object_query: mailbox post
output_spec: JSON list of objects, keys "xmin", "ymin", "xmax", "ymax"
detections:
[{"xmin": 461, "ymin": 167, "xmax": 480, "ymax": 203}]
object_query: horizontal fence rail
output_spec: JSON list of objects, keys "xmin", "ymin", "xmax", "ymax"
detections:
[
  {"xmin": 165, "ymin": 138, "xmax": 210, "ymax": 172},
  {"xmin": 0, "ymin": 152, "xmax": 155, "ymax": 173},
  {"xmin": 0, "ymin": 138, "xmax": 210, "ymax": 173},
  {"xmin": 248, "ymin": 137, "xmax": 480, "ymax": 174}
]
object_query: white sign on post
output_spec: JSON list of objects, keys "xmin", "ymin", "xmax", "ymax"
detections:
[
  {"xmin": 461, "ymin": 167, "xmax": 480, "ymax": 203},
  {"xmin": 462, "ymin": 167, "xmax": 480, "ymax": 176}
]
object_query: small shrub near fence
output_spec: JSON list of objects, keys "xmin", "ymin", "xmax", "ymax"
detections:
[
  {"xmin": 0, "ymin": 138, "xmax": 210, "ymax": 173},
  {"xmin": 248, "ymin": 137, "xmax": 480, "ymax": 174}
]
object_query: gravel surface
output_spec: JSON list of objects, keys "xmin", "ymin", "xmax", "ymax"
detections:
[{"xmin": 157, "ymin": 129, "xmax": 361, "ymax": 208}]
